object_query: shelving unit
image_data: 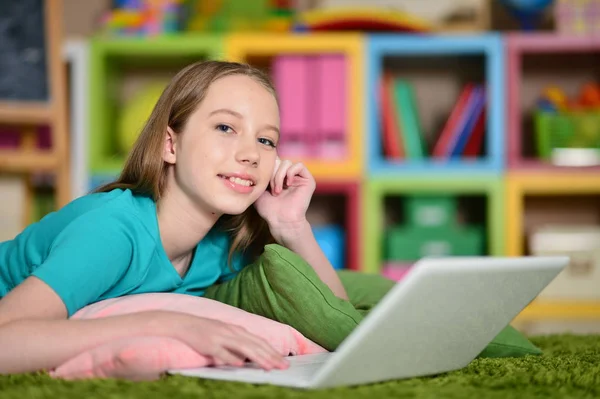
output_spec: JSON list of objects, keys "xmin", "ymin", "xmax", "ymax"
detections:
[
  {"xmin": 0, "ymin": 0, "xmax": 70, "ymax": 222},
  {"xmin": 221, "ymin": 33, "xmax": 365, "ymax": 271},
  {"xmin": 506, "ymin": 33, "xmax": 600, "ymax": 171},
  {"xmin": 89, "ymin": 35, "xmax": 223, "ymax": 176},
  {"xmin": 363, "ymin": 175, "xmax": 504, "ymax": 275},
  {"xmin": 310, "ymin": 181, "xmax": 361, "ymax": 271},
  {"xmin": 42, "ymin": 28, "xmax": 598, "ymax": 331},
  {"xmin": 504, "ymin": 33, "xmax": 600, "ymax": 329},
  {"xmin": 224, "ymin": 33, "xmax": 364, "ymax": 181},
  {"xmin": 366, "ymin": 34, "xmax": 505, "ymax": 176},
  {"xmin": 506, "ymin": 172, "xmax": 600, "ymax": 325}
]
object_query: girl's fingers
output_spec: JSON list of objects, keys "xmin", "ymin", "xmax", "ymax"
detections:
[
  {"xmin": 271, "ymin": 159, "xmax": 315, "ymax": 193},
  {"xmin": 269, "ymin": 157, "xmax": 281, "ymax": 194},
  {"xmin": 274, "ymin": 159, "xmax": 292, "ymax": 194},
  {"xmin": 285, "ymin": 162, "xmax": 311, "ymax": 187},
  {"xmin": 212, "ymin": 347, "xmax": 245, "ymax": 368},
  {"xmin": 223, "ymin": 340, "xmax": 275, "ymax": 370},
  {"xmin": 224, "ymin": 328, "xmax": 287, "ymax": 370},
  {"xmin": 237, "ymin": 329, "xmax": 288, "ymax": 368}
]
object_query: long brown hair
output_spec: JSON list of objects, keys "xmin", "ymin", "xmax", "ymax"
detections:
[{"xmin": 95, "ymin": 60, "xmax": 276, "ymax": 263}]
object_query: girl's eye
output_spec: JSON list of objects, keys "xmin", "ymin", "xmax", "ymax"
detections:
[
  {"xmin": 216, "ymin": 124, "xmax": 233, "ymax": 133},
  {"xmin": 258, "ymin": 138, "xmax": 277, "ymax": 148}
]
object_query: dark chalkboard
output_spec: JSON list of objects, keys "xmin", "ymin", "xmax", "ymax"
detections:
[{"xmin": 0, "ymin": 0, "xmax": 48, "ymax": 101}]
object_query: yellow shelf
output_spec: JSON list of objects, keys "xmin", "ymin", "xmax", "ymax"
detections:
[
  {"xmin": 514, "ymin": 300, "xmax": 600, "ymax": 322},
  {"xmin": 505, "ymin": 172, "xmax": 600, "ymax": 256},
  {"xmin": 507, "ymin": 171, "xmax": 600, "ymax": 195},
  {"xmin": 224, "ymin": 33, "xmax": 364, "ymax": 181}
]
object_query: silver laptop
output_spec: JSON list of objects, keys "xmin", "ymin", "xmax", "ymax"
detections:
[{"xmin": 169, "ymin": 255, "xmax": 568, "ymax": 389}]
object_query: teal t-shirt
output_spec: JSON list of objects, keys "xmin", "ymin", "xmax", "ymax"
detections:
[{"xmin": 0, "ymin": 188, "xmax": 246, "ymax": 317}]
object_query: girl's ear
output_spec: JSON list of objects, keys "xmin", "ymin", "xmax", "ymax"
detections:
[{"xmin": 162, "ymin": 126, "xmax": 177, "ymax": 164}]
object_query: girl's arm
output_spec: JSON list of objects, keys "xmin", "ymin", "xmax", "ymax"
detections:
[
  {"xmin": 254, "ymin": 159, "xmax": 349, "ymax": 300},
  {"xmin": 277, "ymin": 221, "xmax": 348, "ymax": 300},
  {"xmin": 0, "ymin": 277, "xmax": 287, "ymax": 374}
]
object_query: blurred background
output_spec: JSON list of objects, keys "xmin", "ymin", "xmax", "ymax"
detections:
[{"xmin": 1, "ymin": 0, "xmax": 599, "ymax": 335}]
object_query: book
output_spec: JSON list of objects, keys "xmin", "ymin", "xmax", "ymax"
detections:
[
  {"xmin": 380, "ymin": 73, "xmax": 404, "ymax": 160},
  {"xmin": 431, "ymin": 83, "xmax": 475, "ymax": 159},
  {"xmin": 393, "ymin": 79, "xmax": 425, "ymax": 159}
]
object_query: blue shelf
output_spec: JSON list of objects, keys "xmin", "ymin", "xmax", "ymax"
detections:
[
  {"xmin": 369, "ymin": 158, "xmax": 501, "ymax": 175},
  {"xmin": 366, "ymin": 34, "xmax": 505, "ymax": 175},
  {"xmin": 89, "ymin": 174, "xmax": 118, "ymax": 191}
]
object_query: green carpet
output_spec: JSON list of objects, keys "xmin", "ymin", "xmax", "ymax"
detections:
[{"xmin": 1, "ymin": 334, "xmax": 599, "ymax": 399}]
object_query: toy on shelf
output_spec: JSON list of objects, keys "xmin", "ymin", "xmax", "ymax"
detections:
[
  {"xmin": 497, "ymin": 0, "xmax": 554, "ymax": 31},
  {"xmin": 293, "ymin": 7, "xmax": 432, "ymax": 32},
  {"xmin": 534, "ymin": 82, "xmax": 600, "ymax": 166},
  {"xmin": 385, "ymin": 196, "xmax": 484, "ymax": 262},
  {"xmin": 183, "ymin": 0, "xmax": 295, "ymax": 33},
  {"xmin": 554, "ymin": 0, "xmax": 600, "ymax": 36},
  {"xmin": 118, "ymin": 81, "xmax": 169, "ymax": 154},
  {"xmin": 102, "ymin": 0, "xmax": 184, "ymax": 36},
  {"xmin": 298, "ymin": 0, "xmax": 491, "ymax": 32}
]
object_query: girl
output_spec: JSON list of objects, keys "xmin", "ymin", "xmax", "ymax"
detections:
[{"xmin": 0, "ymin": 60, "xmax": 348, "ymax": 375}]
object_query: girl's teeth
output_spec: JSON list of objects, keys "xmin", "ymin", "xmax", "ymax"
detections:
[{"xmin": 228, "ymin": 176, "xmax": 252, "ymax": 186}]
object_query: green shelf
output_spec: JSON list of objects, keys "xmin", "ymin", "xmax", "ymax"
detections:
[
  {"xmin": 363, "ymin": 175, "xmax": 505, "ymax": 274},
  {"xmin": 89, "ymin": 35, "xmax": 224, "ymax": 175}
]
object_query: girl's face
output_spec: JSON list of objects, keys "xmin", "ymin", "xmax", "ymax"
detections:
[{"xmin": 164, "ymin": 74, "xmax": 280, "ymax": 216}]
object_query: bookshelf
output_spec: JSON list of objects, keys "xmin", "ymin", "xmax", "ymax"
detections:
[
  {"xmin": 222, "ymin": 33, "xmax": 364, "ymax": 272},
  {"xmin": 311, "ymin": 181, "xmax": 361, "ymax": 271},
  {"xmin": 29, "ymin": 29, "xmax": 596, "ymax": 329},
  {"xmin": 506, "ymin": 33, "xmax": 600, "ymax": 171},
  {"xmin": 506, "ymin": 172, "xmax": 600, "ymax": 325},
  {"xmin": 224, "ymin": 33, "xmax": 364, "ymax": 181},
  {"xmin": 504, "ymin": 33, "xmax": 600, "ymax": 328},
  {"xmin": 367, "ymin": 34, "xmax": 505, "ymax": 176},
  {"xmin": 88, "ymin": 35, "xmax": 223, "ymax": 176},
  {"xmin": 0, "ymin": 0, "xmax": 70, "ymax": 221},
  {"xmin": 363, "ymin": 176, "xmax": 505, "ymax": 275}
]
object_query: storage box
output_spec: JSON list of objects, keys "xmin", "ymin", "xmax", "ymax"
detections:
[
  {"xmin": 404, "ymin": 196, "xmax": 457, "ymax": 229},
  {"xmin": 529, "ymin": 225, "xmax": 600, "ymax": 300},
  {"xmin": 313, "ymin": 224, "xmax": 345, "ymax": 270},
  {"xmin": 534, "ymin": 111, "xmax": 600, "ymax": 161},
  {"xmin": 386, "ymin": 225, "xmax": 484, "ymax": 261},
  {"xmin": 0, "ymin": 176, "xmax": 26, "ymax": 241}
]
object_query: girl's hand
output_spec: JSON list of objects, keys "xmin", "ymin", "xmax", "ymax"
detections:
[
  {"xmin": 254, "ymin": 158, "xmax": 316, "ymax": 242},
  {"xmin": 167, "ymin": 312, "xmax": 289, "ymax": 370}
]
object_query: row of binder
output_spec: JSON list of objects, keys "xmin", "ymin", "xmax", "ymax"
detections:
[{"xmin": 274, "ymin": 54, "xmax": 347, "ymax": 159}]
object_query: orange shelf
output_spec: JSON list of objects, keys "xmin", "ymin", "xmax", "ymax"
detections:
[
  {"xmin": 0, "ymin": 102, "xmax": 52, "ymax": 125},
  {"xmin": 0, "ymin": 150, "xmax": 57, "ymax": 172}
]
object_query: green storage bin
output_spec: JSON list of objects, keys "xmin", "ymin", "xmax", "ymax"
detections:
[
  {"xmin": 534, "ymin": 110, "xmax": 600, "ymax": 160},
  {"xmin": 33, "ymin": 190, "xmax": 55, "ymax": 222},
  {"xmin": 386, "ymin": 226, "xmax": 484, "ymax": 261},
  {"xmin": 404, "ymin": 196, "xmax": 457, "ymax": 229}
]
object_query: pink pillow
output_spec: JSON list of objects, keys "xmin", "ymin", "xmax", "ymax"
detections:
[{"xmin": 50, "ymin": 293, "xmax": 327, "ymax": 380}]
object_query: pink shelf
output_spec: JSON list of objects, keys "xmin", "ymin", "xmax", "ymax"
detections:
[
  {"xmin": 313, "ymin": 181, "xmax": 361, "ymax": 271},
  {"xmin": 382, "ymin": 263, "xmax": 413, "ymax": 282},
  {"xmin": 506, "ymin": 33, "xmax": 600, "ymax": 171},
  {"xmin": 514, "ymin": 159, "xmax": 600, "ymax": 173}
]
